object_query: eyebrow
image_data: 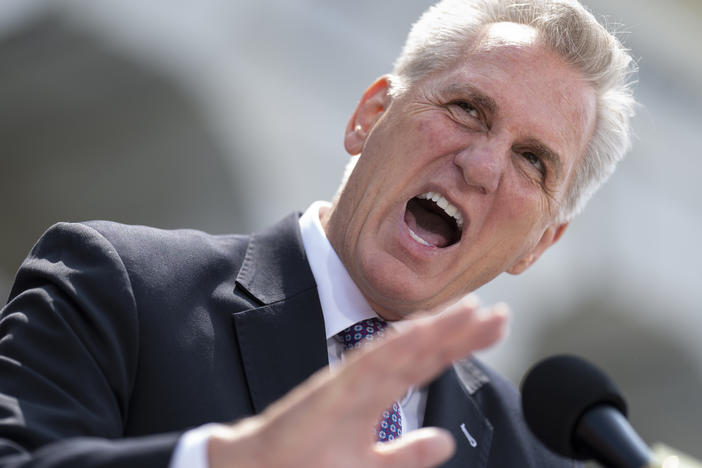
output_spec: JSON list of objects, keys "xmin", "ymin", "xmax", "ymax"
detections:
[
  {"xmin": 441, "ymin": 83, "xmax": 564, "ymax": 181},
  {"xmin": 442, "ymin": 83, "xmax": 498, "ymax": 117}
]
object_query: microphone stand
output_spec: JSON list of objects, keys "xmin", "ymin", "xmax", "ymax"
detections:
[{"xmin": 574, "ymin": 405, "xmax": 702, "ymax": 468}]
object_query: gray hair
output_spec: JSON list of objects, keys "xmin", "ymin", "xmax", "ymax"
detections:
[{"xmin": 389, "ymin": 0, "xmax": 637, "ymax": 221}]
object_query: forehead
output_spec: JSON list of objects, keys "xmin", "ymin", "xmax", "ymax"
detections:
[{"xmin": 429, "ymin": 22, "xmax": 596, "ymax": 181}]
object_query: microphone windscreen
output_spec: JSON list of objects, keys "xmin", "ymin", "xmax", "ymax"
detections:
[{"xmin": 521, "ymin": 354, "xmax": 627, "ymax": 458}]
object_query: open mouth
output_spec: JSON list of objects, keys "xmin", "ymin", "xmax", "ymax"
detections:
[{"xmin": 403, "ymin": 191, "xmax": 464, "ymax": 248}]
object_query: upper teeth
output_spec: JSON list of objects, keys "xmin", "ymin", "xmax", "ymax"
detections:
[{"xmin": 417, "ymin": 192, "xmax": 464, "ymax": 229}]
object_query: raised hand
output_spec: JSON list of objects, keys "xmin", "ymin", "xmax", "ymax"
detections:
[{"xmin": 208, "ymin": 297, "xmax": 509, "ymax": 468}]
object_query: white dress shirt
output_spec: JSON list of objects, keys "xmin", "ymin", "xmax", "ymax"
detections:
[{"xmin": 169, "ymin": 202, "xmax": 427, "ymax": 468}]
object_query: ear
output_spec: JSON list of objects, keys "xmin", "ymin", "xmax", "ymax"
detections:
[
  {"xmin": 344, "ymin": 76, "xmax": 392, "ymax": 155},
  {"xmin": 507, "ymin": 222, "xmax": 569, "ymax": 275}
]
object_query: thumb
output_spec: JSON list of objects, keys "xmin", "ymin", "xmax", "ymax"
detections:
[{"xmin": 374, "ymin": 427, "xmax": 456, "ymax": 468}]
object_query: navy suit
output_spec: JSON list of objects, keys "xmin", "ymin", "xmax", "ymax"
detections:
[{"xmin": 0, "ymin": 214, "xmax": 575, "ymax": 467}]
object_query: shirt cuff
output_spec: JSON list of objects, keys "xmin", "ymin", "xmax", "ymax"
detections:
[{"xmin": 169, "ymin": 423, "xmax": 225, "ymax": 468}]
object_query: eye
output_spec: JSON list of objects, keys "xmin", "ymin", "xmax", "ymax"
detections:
[
  {"xmin": 522, "ymin": 151, "xmax": 545, "ymax": 175},
  {"xmin": 453, "ymin": 100, "xmax": 480, "ymax": 119}
]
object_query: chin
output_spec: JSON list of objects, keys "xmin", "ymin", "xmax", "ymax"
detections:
[{"xmin": 355, "ymin": 253, "xmax": 447, "ymax": 317}]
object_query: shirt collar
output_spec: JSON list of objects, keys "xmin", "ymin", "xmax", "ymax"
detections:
[{"xmin": 299, "ymin": 201, "xmax": 377, "ymax": 340}]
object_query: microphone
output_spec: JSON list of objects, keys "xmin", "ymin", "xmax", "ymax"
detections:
[{"xmin": 521, "ymin": 355, "xmax": 702, "ymax": 468}]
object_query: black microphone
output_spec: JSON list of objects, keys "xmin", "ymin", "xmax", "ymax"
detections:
[{"xmin": 520, "ymin": 355, "xmax": 652, "ymax": 468}]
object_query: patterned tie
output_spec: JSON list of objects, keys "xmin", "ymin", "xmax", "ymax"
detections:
[{"xmin": 338, "ymin": 317, "xmax": 403, "ymax": 442}]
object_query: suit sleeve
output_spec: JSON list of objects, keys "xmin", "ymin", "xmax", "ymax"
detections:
[{"xmin": 0, "ymin": 222, "xmax": 180, "ymax": 467}]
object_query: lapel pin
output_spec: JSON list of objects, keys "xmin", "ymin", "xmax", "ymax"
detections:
[{"xmin": 460, "ymin": 423, "xmax": 478, "ymax": 447}]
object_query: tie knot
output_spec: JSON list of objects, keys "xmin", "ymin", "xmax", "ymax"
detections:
[{"xmin": 339, "ymin": 317, "xmax": 388, "ymax": 350}]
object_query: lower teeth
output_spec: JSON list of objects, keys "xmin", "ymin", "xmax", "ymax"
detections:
[{"xmin": 408, "ymin": 227, "xmax": 432, "ymax": 246}]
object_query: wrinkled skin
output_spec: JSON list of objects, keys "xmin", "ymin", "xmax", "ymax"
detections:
[
  {"xmin": 209, "ymin": 22, "xmax": 596, "ymax": 468},
  {"xmin": 323, "ymin": 22, "xmax": 596, "ymax": 320}
]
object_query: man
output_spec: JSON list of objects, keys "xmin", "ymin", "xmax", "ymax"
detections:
[{"xmin": 0, "ymin": 0, "xmax": 635, "ymax": 467}]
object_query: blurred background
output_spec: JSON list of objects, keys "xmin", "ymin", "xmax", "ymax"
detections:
[{"xmin": 1, "ymin": 0, "xmax": 700, "ymax": 460}]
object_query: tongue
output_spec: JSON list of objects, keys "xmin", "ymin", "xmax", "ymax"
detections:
[{"xmin": 404, "ymin": 198, "xmax": 456, "ymax": 248}]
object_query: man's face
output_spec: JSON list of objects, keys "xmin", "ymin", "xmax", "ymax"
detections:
[{"xmin": 323, "ymin": 23, "xmax": 596, "ymax": 320}]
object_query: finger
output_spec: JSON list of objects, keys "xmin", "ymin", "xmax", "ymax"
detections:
[
  {"xmin": 369, "ymin": 303, "xmax": 507, "ymax": 405},
  {"xmin": 343, "ymin": 304, "xmax": 505, "ymax": 416},
  {"xmin": 264, "ymin": 301, "xmax": 508, "ymax": 437},
  {"xmin": 253, "ymin": 302, "xmax": 507, "ymax": 465},
  {"xmin": 340, "ymin": 302, "xmax": 509, "ymax": 418},
  {"xmin": 407, "ymin": 292, "xmax": 481, "ymax": 320},
  {"xmin": 389, "ymin": 295, "xmax": 507, "ymax": 358},
  {"xmin": 374, "ymin": 427, "xmax": 455, "ymax": 468},
  {"xmin": 382, "ymin": 300, "xmax": 508, "ymax": 376}
]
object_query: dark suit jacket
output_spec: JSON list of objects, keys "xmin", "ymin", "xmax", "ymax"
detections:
[{"xmin": 0, "ymin": 214, "xmax": 575, "ymax": 467}]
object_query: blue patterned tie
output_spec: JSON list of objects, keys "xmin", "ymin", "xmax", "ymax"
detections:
[{"xmin": 338, "ymin": 317, "xmax": 403, "ymax": 442}]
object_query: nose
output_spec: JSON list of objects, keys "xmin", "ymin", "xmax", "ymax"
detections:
[{"xmin": 453, "ymin": 140, "xmax": 508, "ymax": 194}]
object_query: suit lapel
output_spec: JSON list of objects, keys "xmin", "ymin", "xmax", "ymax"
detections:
[
  {"xmin": 229, "ymin": 215, "xmax": 497, "ymax": 465},
  {"xmin": 423, "ymin": 359, "xmax": 494, "ymax": 468},
  {"xmin": 232, "ymin": 214, "xmax": 328, "ymax": 414},
  {"xmin": 231, "ymin": 290, "xmax": 327, "ymax": 413}
]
